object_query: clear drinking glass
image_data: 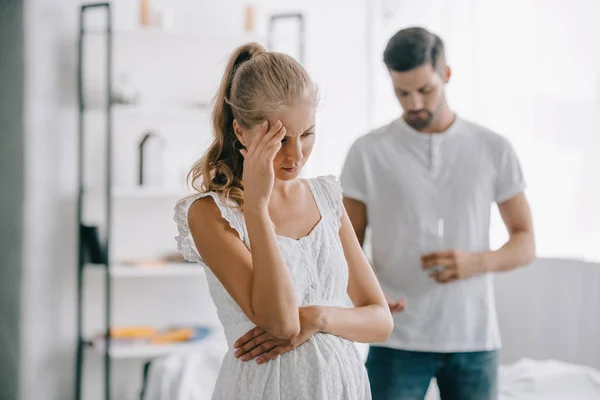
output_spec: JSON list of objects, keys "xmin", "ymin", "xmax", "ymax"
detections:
[{"xmin": 419, "ymin": 218, "xmax": 447, "ymax": 273}]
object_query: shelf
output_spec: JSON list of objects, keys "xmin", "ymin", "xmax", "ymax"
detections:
[
  {"xmin": 86, "ymin": 263, "xmax": 205, "ymax": 278},
  {"xmin": 86, "ymin": 330, "xmax": 226, "ymax": 359},
  {"xmin": 85, "ymin": 186, "xmax": 194, "ymax": 199},
  {"xmin": 111, "ymin": 186, "xmax": 193, "ymax": 199},
  {"xmin": 82, "ymin": 29, "xmax": 266, "ymax": 44},
  {"xmin": 84, "ymin": 102, "xmax": 211, "ymax": 119}
]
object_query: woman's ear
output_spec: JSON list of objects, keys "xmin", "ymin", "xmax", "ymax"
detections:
[{"xmin": 233, "ymin": 119, "xmax": 246, "ymax": 147}]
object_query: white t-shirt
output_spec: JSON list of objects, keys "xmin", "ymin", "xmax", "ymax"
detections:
[{"xmin": 340, "ymin": 116, "xmax": 526, "ymax": 352}]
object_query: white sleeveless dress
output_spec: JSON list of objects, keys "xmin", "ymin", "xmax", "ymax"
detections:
[{"xmin": 174, "ymin": 175, "xmax": 371, "ymax": 400}]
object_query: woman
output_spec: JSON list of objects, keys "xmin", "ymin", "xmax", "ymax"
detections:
[{"xmin": 174, "ymin": 42, "xmax": 393, "ymax": 399}]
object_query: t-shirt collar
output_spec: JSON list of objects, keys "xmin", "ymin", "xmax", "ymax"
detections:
[{"xmin": 394, "ymin": 114, "xmax": 462, "ymax": 141}]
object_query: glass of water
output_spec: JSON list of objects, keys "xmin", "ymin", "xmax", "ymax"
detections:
[{"xmin": 419, "ymin": 218, "xmax": 447, "ymax": 274}]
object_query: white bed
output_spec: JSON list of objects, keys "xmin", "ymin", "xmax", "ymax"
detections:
[{"xmin": 426, "ymin": 257, "xmax": 600, "ymax": 399}]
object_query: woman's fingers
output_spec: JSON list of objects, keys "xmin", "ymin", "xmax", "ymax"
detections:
[
  {"xmin": 253, "ymin": 120, "xmax": 283, "ymax": 156},
  {"xmin": 262, "ymin": 127, "xmax": 286, "ymax": 161},
  {"xmin": 235, "ymin": 333, "xmax": 271, "ymax": 358},
  {"xmin": 239, "ymin": 339, "xmax": 281, "ymax": 361},
  {"xmin": 256, "ymin": 344, "xmax": 291, "ymax": 364},
  {"xmin": 245, "ymin": 121, "xmax": 269, "ymax": 158},
  {"xmin": 234, "ymin": 326, "xmax": 264, "ymax": 349}
]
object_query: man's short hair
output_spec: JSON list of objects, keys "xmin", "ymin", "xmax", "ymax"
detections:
[{"xmin": 383, "ymin": 27, "xmax": 446, "ymax": 73}]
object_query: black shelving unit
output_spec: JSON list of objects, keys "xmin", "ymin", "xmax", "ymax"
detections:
[{"xmin": 75, "ymin": 3, "xmax": 112, "ymax": 400}]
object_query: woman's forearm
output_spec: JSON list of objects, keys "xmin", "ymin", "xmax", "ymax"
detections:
[
  {"xmin": 244, "ymin": 207, "xmax": 300, "ymax": 339},
  {"xmin": 311, "ymin": 304, "xmax": 393, "ymax": 344}
]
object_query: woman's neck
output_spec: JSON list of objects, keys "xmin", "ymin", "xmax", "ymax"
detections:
[{"xmin": 272, "ymin": 178, "xmax": 300, "ymax": 199}]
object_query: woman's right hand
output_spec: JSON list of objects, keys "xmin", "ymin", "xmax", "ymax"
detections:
[
  {"xmin": 240, "ymin": 120, "xmax": 286, "ymax": 211},
  {"xmin": 234, "ymin": 306, "xmax": 321, "ymax": 364}
]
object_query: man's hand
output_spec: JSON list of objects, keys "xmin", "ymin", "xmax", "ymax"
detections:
[
  {"xmin": 234, "ymin": 306, "xmax": 321, "ymax": 365},
  {"xmin": 385, "ymin": 293, "xmax": 406, "ymax": 313},
  {"xmin": 422, "ymin": 250, "xmax": 484, "ymax": 283}
]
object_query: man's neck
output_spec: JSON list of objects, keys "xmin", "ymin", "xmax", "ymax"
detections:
[{"xmin": 420, "ymin": 107, "xmax": 456, "ymax": 134}]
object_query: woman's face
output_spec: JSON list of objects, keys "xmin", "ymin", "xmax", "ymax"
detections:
[{"xmin": 237, "ymin": 104, "xmax": 316, "ymax": 181}]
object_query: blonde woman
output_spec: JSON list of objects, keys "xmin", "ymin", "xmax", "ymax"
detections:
[{"xmin": 174, "ymin": 43, "xmax": 393, "ymax": 399}]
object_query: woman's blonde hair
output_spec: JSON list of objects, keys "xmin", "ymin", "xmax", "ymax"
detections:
[{"xmin": 187, "ymin": 42, "xmax": 316, "ymax": 206}]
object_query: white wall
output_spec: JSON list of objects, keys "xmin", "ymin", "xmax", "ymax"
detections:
[
  {"xmin": 495, "ymin": 258, "xmax": 600, "ymax": 370},
  {"xmin": 20, "ymin": 1, "xmax": 372, "ymax": 399},
  {"xmin": 370, "ymin": 0, "xmax": 600, "ymax": 262},
  {"xmin": 21, "ymin": 0, "xmax": 80, "ymax": 399}
]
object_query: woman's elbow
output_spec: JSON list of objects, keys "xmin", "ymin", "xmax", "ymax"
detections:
[
  {"xmin": 253, "ymin": 313, "xmax": 300, "ymax": 340},
  {"xmin": 269, "ymin": 322, "xmax": 301, "ymax": 340},
  {"xmin": 376, "ymin": 305, "xmax": 394, "ymax": 342}
]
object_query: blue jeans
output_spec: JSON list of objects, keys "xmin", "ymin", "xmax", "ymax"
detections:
[{"xmin": 365, "ymin": 346, "xmax": 498, "ymax": 400}]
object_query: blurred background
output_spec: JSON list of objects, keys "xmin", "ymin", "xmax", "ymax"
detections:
[{"xmin": 1, "ymin": 0, "xmax": 599, "ymax": 399}]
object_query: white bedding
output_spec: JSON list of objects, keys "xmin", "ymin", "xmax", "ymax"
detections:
[{"xmin": 425, "ymin": 358, "xmax": 600, "ymax": 400}]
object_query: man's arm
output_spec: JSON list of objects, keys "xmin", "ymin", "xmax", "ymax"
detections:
[
  {"xmin": 481, "ymin": 192, "xmax": 536, "ymax": 272},
  {"xmin": 344, "ymin": 196, "xmax": 406, "ymax": 312},
  {"xmin": 423, "ymin": 192, "xmax": 535, "ymax": 283},
  {"xmin": 343, "ymin": 197, "xmax": 368, "ymax": 247}
]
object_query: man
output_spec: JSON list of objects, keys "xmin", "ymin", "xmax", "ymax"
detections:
[{"xmin": 340, "ymin": 27, "xmax": 536, "ymax": 399}]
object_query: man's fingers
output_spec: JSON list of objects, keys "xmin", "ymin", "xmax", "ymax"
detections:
[
  {"xmin": 422, "ymin": 256, "xmax": 453, "ymax": 270},
  {"xmin": 396, "ymin": 299, "xmax": 407, "ymax": 311},
  {"xmin": 388, "ymin": 298, "xmax": 407, "ymax": 312},
  {"xmin": 431, "ymin": 269, "xmax": 457, "ymax": 284},
  {"xmin": 234, "ymin": 327, "xmax": 265, "ymax": 349},
  {"xmin": 421, "ymin": 250, "xmax": 455, "ymax": 262}
]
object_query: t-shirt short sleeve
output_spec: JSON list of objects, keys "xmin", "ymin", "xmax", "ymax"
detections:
[
  {"xmin": 495, "ymin": 138, "xmax": 526, "ymax": 203},
  {"xmin": 340, "ymin": 140, "xmax": 369, "ymax": 203}
]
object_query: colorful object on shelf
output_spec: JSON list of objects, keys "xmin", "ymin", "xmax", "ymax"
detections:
[
  {"xmin": 110, "ymin": 326, "xmax": 157, "ymax": 339},
  {"xmin": 150, "ymin": 328, "xmax": 194, "ymax": 345},
  {"xmin": 119, "ymin": 253, "xmax": 188, "ymax": 268},
  {"xmin": 139, "ymin": 0, "xmax": 152, "ymax": 27},
  {"xmin": 245, "ymin": 5, "xmax": 255, "ymax": 32},
  {"xmin": 94, "ymin": 325, "xmax": 212, "ymax": 347}
]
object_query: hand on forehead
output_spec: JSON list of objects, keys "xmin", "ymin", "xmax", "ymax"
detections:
[{"xmin": 263, "ymin": 105, "xmax": 316, "ymax": 137}]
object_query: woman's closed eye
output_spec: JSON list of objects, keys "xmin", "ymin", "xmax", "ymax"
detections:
[{"xmin": 281, "ymin": 131, "xmax": 314, "ymax": 144}]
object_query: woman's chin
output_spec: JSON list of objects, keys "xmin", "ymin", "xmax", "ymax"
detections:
[{"xmin": 275, "ymin": 167, "xmax": 302, "ymax": 181}]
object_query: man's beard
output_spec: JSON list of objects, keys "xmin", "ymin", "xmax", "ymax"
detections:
[{"xmin": 405, "ymin": 109, "xmax": 435, "ymax": 130}]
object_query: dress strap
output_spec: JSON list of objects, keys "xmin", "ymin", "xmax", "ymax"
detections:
[
  {"xmin": 174, "ymin": 192, "xmax": 246, "ymax": 263},
  {"xmin": 307, "ymin": 175, "xmax": 343, "ymax": 225}
]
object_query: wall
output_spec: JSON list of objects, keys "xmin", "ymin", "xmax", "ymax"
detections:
[
  {"xmin": 495, "ymin": 258, "xmax": 600, "ymax": 370},
  {"xmin": 0, "ymin": 0, "xmax": 24, "ymax": 399},
  {"xmin": 21, "ymin": 0, "xmax": 80, "ymax": 399},
  {"xmin": 370, "ymin": 0, "xmax": 600, "ymax": 262}
]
